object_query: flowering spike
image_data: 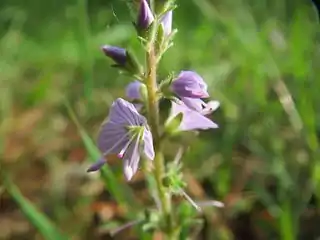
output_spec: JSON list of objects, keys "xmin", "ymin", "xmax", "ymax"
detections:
[
  {"xmin": 161, "ymin": 11, "xmax": 172, "ymax": 36},
  {"xmin": 171, "ymin": 71, "xmax": 209, "ymax": 98},
  {"xmin": 88, "ymin": 98, "xmax": 154, "ymax": 181},
  {"xmin": 137, "ymin": 0, "xmax": 154, "ymax": 31}
]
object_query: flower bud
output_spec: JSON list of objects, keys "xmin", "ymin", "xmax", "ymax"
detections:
[
  {"xmin": 160, "ymin": 10, "xmax": 172, "ymax": 36},
  {"xmin": 171, "ymin": 71, "xmax": 209, "ymax": 98},
  {"xmin": 137, "ymin": 0, "xmax": 154, "ymax": 31},
  {"xmin": 126, "ymin": 81, "xmax": 142, "ymax": 100},
  {"xmin": 102, "ymin": 45, "xmax": 142, "ymax": 75},
  {"xmin": 101, "ymin": 45, "xmax": 127, "ymax": 66},
  {"xmin": 125, "ymin": 81, "xmax": 147, "ymax": 111}
]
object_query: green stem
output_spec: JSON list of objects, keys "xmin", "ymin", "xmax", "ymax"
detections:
[
  {"xmin": 145, "ymin": 45, "xmax": 177, "ymax": 239},
  {"xmin": 279, "ymin": 200, "xmax": 295, "ymax": 240},
  {"xmin": 77, "ymin": 0, "xmax": 93, "ymax": 105}
]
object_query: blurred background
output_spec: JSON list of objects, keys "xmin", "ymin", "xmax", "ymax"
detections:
[{"xmin": 1, "ymin": 0, "xmax": 320, "ymax": 239}]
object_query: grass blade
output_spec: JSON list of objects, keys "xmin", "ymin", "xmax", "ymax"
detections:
[{"xmin": 2, "ymin": 173, "xmax": 68, "ymax": 240}]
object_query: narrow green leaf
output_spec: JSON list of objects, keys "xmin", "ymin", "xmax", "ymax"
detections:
[{"xmin": 2, "ymin": 174, "xmax": 68, "ymax": 240}]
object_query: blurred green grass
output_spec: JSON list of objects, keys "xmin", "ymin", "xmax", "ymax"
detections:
[{"xmin": 1, "ymin": 0, "xmax": 320, "ymax": 239}]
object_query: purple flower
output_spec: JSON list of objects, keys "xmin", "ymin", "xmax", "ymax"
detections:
[
  {"xmin": 125, "ymin": 81, "xmax": 144, "ymax": 111},
  {"xmin": 169, "ymin": 99, "xmax": 219, "ymax": 131},
  {"xmin": 171, "ymin": 71, "xmax": 209, "ymax": 98},
  {"xmin": 101, "ymin": 45, "xmax": 127, "ymax": 66},
  {"xmin": 126, "ymin": 81, "xmax": 142, "ymax": 100},
  {"xmin": 161, "ymin": 11, "xmax": 172, "ymax": 36},
  {"xmin": 87, "ymin": 98, "xmax": 155, "ymax": 181},
  {"xmin": 137, "ymin": 0, "xmax": 154, "ymax": 31}
]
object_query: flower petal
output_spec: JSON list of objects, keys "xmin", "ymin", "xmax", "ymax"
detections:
[
  {"xmin": 122, "ymin": 136, "xmax": 141, "ymax": 181},
  {"xmin": 181, "ymin": 98, "xmax": 220, "ymax": 116},
  {"xmin": 87, "ymin": 157, "xmax": 106, "ymax": 172},
  {"xmin": 123, "ymin": 164, "xmax": 134, "ymax": 181},
  {"xmin": 142, "ymin": 127, "xmax": 155, "ymax": 160},
  {"xmin": 97, "ymin": 121, "xmax": 129, "ymax": 155},
  {"xmin": 170, "ymin": 100, "xmax": 218, "ymax": 131},
  {"xmin": 109, "ymin": 98, "xmax": 147, "ymax": 126},
  {"xmin": 171, "ymin": 71, "xmax": 209, "ymax": 98},
  {"xmin": 133, "ymin": 103, "xmax": 143, "ymax": 112},
  {"xmin": 180, "ymin": 97, "xmax": 204, "ymax": 112},
  {"xmin": 201, "ymin": 100, "xmax": 220, "ymax": 115}
]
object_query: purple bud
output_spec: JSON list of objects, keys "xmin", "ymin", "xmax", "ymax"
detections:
[
  {"xmin": 126, "ymin": 81, "xmax": 142, "ymax": 100},
  {"xmin": 171, "ymin": 71, "xmax": 209, "ymax": 98},
  {"xmin": 87, "ymin": 158, "xmax": 106, "ymax": 172},
  {"xmin": 101, "ymin": 45, "xmax": 127, "ymax": 66},
  {"xmin": 161, "ymin": 11, "xmax": 172, "ymax": 36},
  {"xmin": 125, "ymin": 81, "xmax": 144, "ymax": 111},
  {"xmin": 137, "ymin": 0, "xmax": 154, "ymax": 30}
]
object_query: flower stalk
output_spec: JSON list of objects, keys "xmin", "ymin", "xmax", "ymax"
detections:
[{"xmin": 145, "ymin": 40, "xmax": 177, "ymax": 238}]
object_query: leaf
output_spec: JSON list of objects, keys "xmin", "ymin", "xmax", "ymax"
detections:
[{"xmin": 2, "ymin": 174, "xmax": 68, "ymax": 240}]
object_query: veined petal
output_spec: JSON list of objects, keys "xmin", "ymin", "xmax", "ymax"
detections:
[
  {"xmin": 181, "ymin": 97, "xmax": 204, "ymax": 112},
  {"xmin": 108, "ymin": 98, "xmax": 142, "ymax": 125},
  {"xmin": 142, "ymin": 127, "xmax": 155, "ymax": 160},
  {"xmin": 180, "ymin": 112, "xmax": 218, "ymax": 130},
  {"xmin": 97, "ymin": 121, "xmax": 129, "ymax": 155},
  {"xmin": 122, "ymin": 135, "xmax": 141, "ymax": 181},
  {"xmin": 170, "ymin": 100, "xmax": 218, "ymax": 131}
]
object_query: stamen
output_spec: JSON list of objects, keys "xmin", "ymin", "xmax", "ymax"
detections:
[
  {"xmin": 173, "ymin": 147, "xmax": 184, "ymax": 165},
  {"xmin": 117, "ymin": 135, "xmax": 137, "ymax": 158},
  {"xmin": 196, "ymin": 200, "xmax": 225, "ymax": 208},
  {"xmin": 180, "ymin": 190, "xmax": 202, "ymax": 213},
  {"xmin": 110, "ymin": 219, "xmax": 142, "ymax": 236}
]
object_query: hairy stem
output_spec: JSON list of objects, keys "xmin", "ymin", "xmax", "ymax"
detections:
[{"xmin": 145, "ymin": 44, "xmax": 176, "ymax": 239}]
